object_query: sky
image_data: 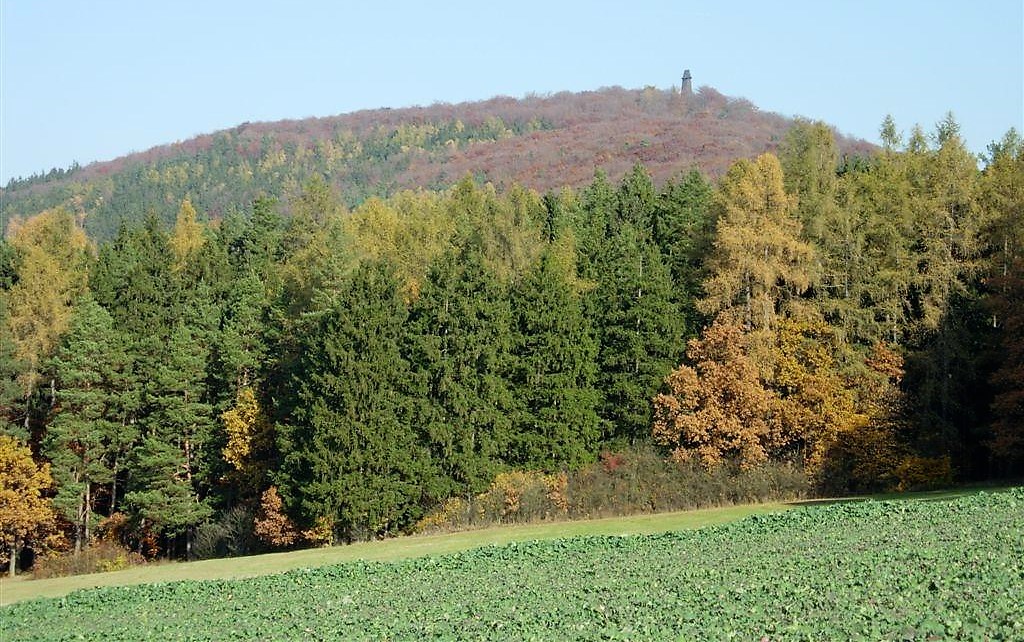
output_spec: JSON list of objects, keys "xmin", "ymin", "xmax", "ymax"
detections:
[{"xmin": 1, "ymin": 0, "xmax": 1022, "ymax": 184}]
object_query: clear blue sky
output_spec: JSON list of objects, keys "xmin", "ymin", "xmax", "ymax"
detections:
[{"xmin": 2, "ymin": 0, "xmax": 1021, "ymax": 183}]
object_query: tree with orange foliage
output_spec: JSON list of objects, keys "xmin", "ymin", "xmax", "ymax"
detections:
[
  {"xmin": 652, "ymin": 321, "xmax": 783, "ymax": 469},
  {"xmin": 253, "ymin": 486, "xmax": 301, "ymax": 548},
  {"xmin": 253, "ymin": 486, "xmax": 330, "ymax": 549}
]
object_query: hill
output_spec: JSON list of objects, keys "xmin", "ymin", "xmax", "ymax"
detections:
[{"xmin": 0, "ymin": 85, "xmax": 874, "ymax": 240}]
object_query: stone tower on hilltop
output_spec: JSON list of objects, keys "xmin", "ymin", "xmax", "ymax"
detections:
[{"xmin": 681, "ymin": 69, "xmax": 693, "ymax": 95}]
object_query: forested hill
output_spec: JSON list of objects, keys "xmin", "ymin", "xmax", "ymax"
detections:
[{"xmin": 1, "ymin": 85, "xmax": 873, "ymax": 240}]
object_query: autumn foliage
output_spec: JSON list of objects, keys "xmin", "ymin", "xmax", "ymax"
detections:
[
  {"xmin": 0, "ymin": 436, "xmax": 62, "ymax": 575},
  {"xmin": 253, "ymin": 486, "xmax": 330, "ymax": 549},
  {"xmin": 653, "ymin": 321, "xmax": 782, "ymax": 469}
]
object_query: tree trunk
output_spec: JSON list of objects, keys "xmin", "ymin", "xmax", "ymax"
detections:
[
  {"xmin": 9, "ymin": 537, "xmax": 18, "ymax": 577},
  {"xmin": 84, "ymin": 482, "xmax": 92, "ymax": 545},
  {"xmin": 110, "ymin": 464, "xmax": 118, "ymax": 514}
]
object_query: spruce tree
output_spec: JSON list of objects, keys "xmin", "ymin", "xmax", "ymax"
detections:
[
  {"xmin": 616, "ymin": 163, "xmax": 657, "ymax": 235},
  {"xmin": 595, "ymin": 224, "xmax": 685, "ymax": 442},
  {"xmin": 510, "ymin": 250, "xmax": 601, "ymax": 469},
  {"xmin": 653, "ymin": 170, "xmax": 715, "ymax": 309},
  {"xmin": 277, "ymin": 262, "xmax": 429, "ymax": 541},
  {"xmin": 406, "ymin": 244, "xmax": 515, "ymax": 495}
]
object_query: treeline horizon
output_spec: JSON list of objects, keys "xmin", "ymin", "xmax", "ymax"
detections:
[{"xmin": 1, "ymin": 115, "xmax": 1021, "ymax": 571}]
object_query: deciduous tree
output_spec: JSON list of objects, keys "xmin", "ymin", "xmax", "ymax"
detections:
[
  {"xmin": 652, "ymin": 321, "xmax": 781, "ymax": 469},
  {"xmin": 0, "ymin": 435, "xmax": 58, "ymax": 576}
]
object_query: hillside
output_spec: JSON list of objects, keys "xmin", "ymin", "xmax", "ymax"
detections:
[{"xmin": 0, "ymin": 85, "xmax": 874, "ymax": 240}]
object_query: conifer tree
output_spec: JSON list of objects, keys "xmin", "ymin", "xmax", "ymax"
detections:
[
  {"xmin": 699, "ymin": 154, "xmax": 815, "ymax": 335},
  {"xmin": 124, "ymin": 436, "xmax": 212, "ymax": 556},
  {"xmin": 653, "ymin": 170, "xmax": 715, "ymax": 313},
  {"xmin": 576, "ymin": 170, "xmax": 617, "ymax": 277},
  {"xmin": 45, "ymin": 295, "xmax": 127, "ymax": 550},
  {"xmin": 510, "ymin": 250, "xmax": 601, "ymax": 469},
  {"xmin": 406, "ymin": 244, "xmax": 515, "ymax": 495},
  {"xmin": 5, "ymin": 208, "xmax": 90, "ymax": 412},
  {"xmin": 595, "ymin": 224, "xmax": 685, "ymax": 442},
  {"xmin": 616, "ymin": 163, "xmax": 657, "ymax": 234},
  {"xmin": 0, "ymin": 296, "xmax": 28, "ymax": 439},
  {"xmin": 277, "ymin": 262, "xmax": 429, "ymax": 541}
]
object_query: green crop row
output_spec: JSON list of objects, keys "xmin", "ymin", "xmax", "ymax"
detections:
[{"xmin": 4, "ymin": 489, "xmax": 1022, "ymax": 641}]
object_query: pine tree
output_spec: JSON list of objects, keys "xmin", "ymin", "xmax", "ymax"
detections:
[
  {"xmin": 44, "ymin": 295, "xmax": 127, "ymax": 550},
  {"xmin": 124, "ymin": 436, "xmax": 212, "ymax": 557}
]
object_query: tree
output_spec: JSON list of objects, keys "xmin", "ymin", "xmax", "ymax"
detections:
[
  {"xmin": 699, "ymin": 154, "xmax": 815, "ymax": 334},
  {"xmin": 5, "ymin": 208, "xmax": 90, "ymax": 413},
  {"xmin": 277, "ymin": 262, "xmax": 429, "ymax": 541},
  {"xmin": 988, "ymin": 257, "xmax": 1024, "ymax": 473},
  {"xmin": 124, "ymin": 436, "xmax": 212, "ymax": 557},
  {"xmin": 221, "ymin": 386, "xmax": 273, "ymax": 496},
  {"xmin": 779, "ymin": 119, "xmax": 840, "ymax": 236},
  {"xmin": 595, "ymin": 224, "xmax": 685, "ymax": 442},
  {"xmin": 0, "ymin": 295, "xmax": 28, "ymax": 439},
  {"xmin": 45, "ymin": 295, "xmax": 127, "ymax": 551},
  {"xmin": 510, "ymin": 250, "xmax": 601, "ymax": 469},
  {"xmin": 0, "ymin": 435, "xmax": 58, "ymax": 576},
  {"xmin": 762, "ymin": 315, "xmax": 859, "ymax": 474},
  {"xmin": 576, "ymin": 170, "xmax": 617, "ymax": 277},
  {"xmin": 91, "ymin": 214, "xmax": 178, "ymax": 341},
  {"xmin": 652, "ymin": 321, "xmax": 782, "ymax": 469},
  {"xmin": 169, "ymin": 199, "xmax": 206, "ymax": 273},
  {"xmin": 406, "ymin": 245, "xmax": 516, "ymax": 495},
  {"xmin": 253, "ymin": 485, "xmax": 302, "ymax": 548},
  {"xmin": 616, "ymin": 163, "xmax": 657, "ymax": 234},
  {"xmin": 653, "ymin": 169, "xmax": 715, "ymax": 312},
  {"xmin": 981, "ymin": 129, "xmax": 1024, "ymax": 474}
]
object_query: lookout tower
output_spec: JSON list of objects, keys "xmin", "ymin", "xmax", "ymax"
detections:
[{"xmin": 681, "ymin": 69, "xmax": 693, "ymax": 94}]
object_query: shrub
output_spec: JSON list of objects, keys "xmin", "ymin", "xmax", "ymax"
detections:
[
  {"xmin": 32, "ymin": 541, "xmax": 146, "ymax": 579},
  {"xmin": 193, "ymin": 505, "xmax": 261, "ymax": 560},
  {"xmin": 414, "ymin": 444, "xmax": 810, "ymax": 533},
  {"xmin": 895, "ymin": 455, "xmax": 953, "ymax": 491}
]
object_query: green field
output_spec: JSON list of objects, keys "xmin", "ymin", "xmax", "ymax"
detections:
[
  {"xmin": 0, "ymin": 501, "xmax": 788, "ymax": 607},
  {"xmin": 3, "ymin": 488, "xmax": 1022, "ymax": 640}
]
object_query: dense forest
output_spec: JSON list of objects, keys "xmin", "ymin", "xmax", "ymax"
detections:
[
  {"xmin": 0, "ymin": 86, "xmax": 874, "ymax": 242},
  {"xmin": 1, "ymin": 112, "xmax": 1022, "ymax": 574}
]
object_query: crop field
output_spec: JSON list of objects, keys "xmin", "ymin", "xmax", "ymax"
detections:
[{"xmin": 3, "ymin": 489, "xmax": 1022, "ymax": 641}]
